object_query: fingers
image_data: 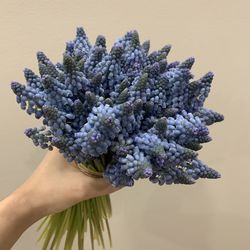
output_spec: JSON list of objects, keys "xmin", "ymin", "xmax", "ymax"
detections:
[
  {"xmin": 85, "ymin": 177, "xmax": 122, "ymax": 199},
  {"xmin": 103, "ymin": 177, "xmax": 123, "ymax": 192},
  {"xmin": 106, "ymin": 184, "xmax": 123, "ymax": 194},
  {"xmin": 100, "ymin": 178, "xmax": 123, "ymax": 195}
]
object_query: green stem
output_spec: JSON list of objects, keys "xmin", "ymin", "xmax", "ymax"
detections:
[{"xmin": 36, "ymin": 155, "xmax": 112, "ymax": 250}]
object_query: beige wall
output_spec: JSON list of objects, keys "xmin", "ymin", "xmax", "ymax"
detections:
[{"xmin": 0, "ymin": 0, "xmax": 249, "ymax": 249}]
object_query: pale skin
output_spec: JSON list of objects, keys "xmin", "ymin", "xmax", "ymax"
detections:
[{"xmin": 0, "ymin": 149, "xmax": 120, "ymax": 250}]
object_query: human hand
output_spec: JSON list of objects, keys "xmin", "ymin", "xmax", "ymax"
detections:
[
  {"xmin": 0, "ymin": 149, "xmax": 121, "ymax": 250},
  {"xmin": 16, "ymin": 148, "xmax": 121, "ymax": 217}
]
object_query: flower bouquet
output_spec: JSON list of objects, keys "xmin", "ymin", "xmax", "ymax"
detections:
[{"xmin": 10, "ymin": 27, "xmax": 224, "ymax": 250}]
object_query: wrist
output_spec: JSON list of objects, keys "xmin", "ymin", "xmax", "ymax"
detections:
[
  {"xmin": 0, "ymin": 188, "xmax": 44, "ymax": 250},
  {"xmin": 9, "ymin": 185, "xmax": 46, "ymax": 224}
]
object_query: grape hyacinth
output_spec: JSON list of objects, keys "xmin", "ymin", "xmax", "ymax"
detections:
[
  {"xmin": 10, "ymin": 27, "xmax": 224, "ymax": 250},
  {"xmin": 11, "ymin": 27, "xmax": 223, "ymax": 187}
]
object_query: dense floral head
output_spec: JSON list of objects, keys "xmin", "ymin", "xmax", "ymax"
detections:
[{"xmin": 11, "ymin": 27, "xmax": 224, "ymax": 187}]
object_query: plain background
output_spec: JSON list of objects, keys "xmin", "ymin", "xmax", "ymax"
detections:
[{"xmin": 0, "ymin": 0, "xmax": 249, "ymax": 249}]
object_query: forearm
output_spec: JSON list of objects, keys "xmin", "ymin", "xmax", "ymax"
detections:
[{"xmin": 0, "ymin": 187, "xmax": 44, "ymax": 250}]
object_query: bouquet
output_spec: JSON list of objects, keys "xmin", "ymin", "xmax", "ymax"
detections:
[{"xmin": 10, "ymin": 27, "xmax": 224, "ymax": 250}]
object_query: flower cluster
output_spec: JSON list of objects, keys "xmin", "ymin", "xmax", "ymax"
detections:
[{"xmin": 11, "ymin": 27, "xmax": 223, "ymax": 187}]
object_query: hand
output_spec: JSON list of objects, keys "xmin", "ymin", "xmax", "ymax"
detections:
[
  {"xmin": 0, "ymin": 149, "xmax": 121, "ymax": 250},
  {"xmin": 19, "ymin": 149, "xmax": 121, "ymax": 216}
]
